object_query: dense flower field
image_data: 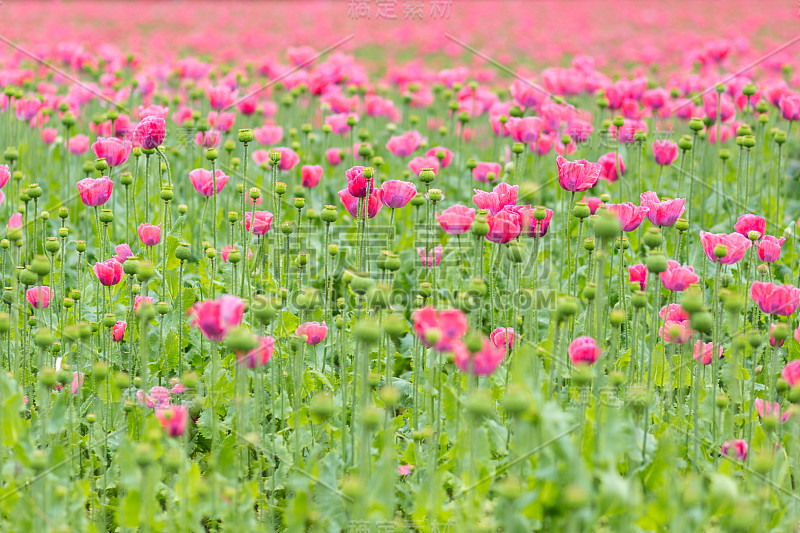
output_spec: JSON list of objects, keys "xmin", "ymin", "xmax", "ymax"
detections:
[{"xmin": 2, "ymin": 1, "xmax": 800, "ymax": 531}]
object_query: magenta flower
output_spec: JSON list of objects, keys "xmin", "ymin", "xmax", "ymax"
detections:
[
  {"xmin": 733, "ymin": 214, "xmax": 766, "ymax": 239},
  {"xmin": 188, "ymin": 295, "xmax": 245, "ymax": 342},
  {"xmin": 385, "ymin": 130, "xmax": 423, "ymax": 157},
  {"xmin": 189, "ymin": 168, "xmax": 229, "ymax": 197},
  {"xmin": 490, "ymin": 327, "xmax": 517, "ymax": 349},
  {"xmin": 77, "ymin": 177, "xmax": 114, "ymax": 207},
  {"xmin": 756, "ymin": 235, "xmax": 786, "ymax": 263},
  {"xmin": 640, "ymin": 192, "xmax": 685, "ymax": 227},
  {"xmin": 607, "ymin": 202, "xmax": 649, "ymax": 232},
  {"xmin": 659, "ymin": 260, "xmax": 699, "ymax": 292},
  {"xmin": 91, "ymin": 137, "xmax": 132, "ymax": 167},
  {"xmin": 238, "ymin": 336, "xmax": 276, "ymax": 368},
  {"xmin": 568, "ymin": 336, "xmax": 601, "ymax": 366},
  {"xmin": 485, "ymin": 208, "xmax": 521, "ymax": 244},
  {"xmin": 452, "ymin": 338, "xmax": 505, "ymax": 376},
  {"xmin": 112, "ymin": 321, "xmax": 126, "ymax": 342},
  {"xmin": 93, "ymin": 259, "xmax": 124, "ymax": 287},
  {"xmin": 296, "ymin": 322, "xmax": 328, "ymax": 345},
  {"xmin": 379, "ymin": 180, "xmax": 417, "ymax": 209},
  {"xmin": 556, "ymin": 156, "xmax": 601, "ymax": 192},
  {"xmin": 699, "ymin": 231, "xmax": 751, "ymax": 264},
  {"xmin": 720, "ymin": 439, "xmax": 748, "ymax": 461},
  {"xmin": 301, "ymin": 165, "xmax": 323, "ymax": 188},
  {"xmin": 138, "ymin": 223, "xmax": 162, "ymax": 246},
  {"xmin": 693, "ymin": 341, "xmax": 723, "ymax": 365},
  {"xmin": 133, "ymin": 115, "xmax": 166, "ymax": 150},
  {"xmin": 652, "ymin": 140, "xmax": 679, "ymax": 166},
  {"xmin": 417, "ymin": 245, "xmax": 443, "ymax": 267},
  {"xmin": 472, "ymin": 161, "xmax": 502, "ymax": 183},
  {"xmin": 338, "ymin": 188, "xmax": 382, "ymax": 219},
  {"xmin": 472, "ymin": 182, "xmax": 518, "ymax": 215},
  {"xmin": 26, "ymin": 286, "xmax": 52, "ymax": 309},
  {"xmin": 629, "ymin": 264, "xmax": 647, "ymax": 291},
  {"xmin": 242, "ymin": 211, "xmax": 274, "ymax": 235},
  {"xmin": 750, "ymin": 281, "xmax": 800, "ymax": 316},
  {"xmin": 156, "ymin": 405, "xmax": 189, "ymax": 437},
  {"xmin": 436, "ymin": 204, "xmax": 476, "ymax": 235},
  {"xmin": 598, "ymin": 152, "xmax": 625, "ymax": 182}
]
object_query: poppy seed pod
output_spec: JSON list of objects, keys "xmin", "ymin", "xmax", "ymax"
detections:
[
  {"xmin": 419, "ymin": 168, "xmax": 436, "ymax": 183},
  {"xmin": 643, "ymin": 227, "xmax": 663, "ymax": 249},
  {"xmin": 583, "ymin": 282, "xmax": 597, "ymax": 301},
  {"xmin": 610, "ymin": 308, "xmax": 626, "ymax": 326},
  {"xmin": 681, "ymin": 286, "xmax": 703, "ymax": 313},
  {"xmin": 467, "ymin": 278, "xmax": 488, "ymax": 297},
  {"xmin": 593, "ymin": 212, "xmax": 621, "ymax": 239},
  {"xmin": 238, "ymin": 129, "xmax": 254, "ymax": 143},
  {"xmin": 136, "ymin": 261, "xmax": 155, "ymax": 281},
  {"xmin": 507, "ymin": 242, "xmax": 524, "ymax": 263},
  {"xmin": 321, "ymin": 205, "xmax": 338, "ymax": 223},
  {"xmin": 773, "ymin": 322, "xmax": 790, "ymax": 342},
  {"xmin": 646, "ymin": 251, "xmax": 668, "ymax": 273},
  {"xmin": 175, "ymin": 243, "xmax": 191, "ymax": 261},
  {"xmin": 354, "ymin": 319, "xmax": 380, "ymax": 343},
  {"xmin": 472, "ymin": 216, "xmax": 490, "ymax": 237},
  {"xmin": 690, "ymin": 310, "xmax": 713, "ymax": 334},
  {"xmin": 34, "ymin": 328, "xmax": 54, "ymax": 348},
  {"xmin": 31, "ymin": 255, "xmax": 50, "ymax": 276},
  {"xmin": 19, "ymin": 268, "xmax": 38, "ymax": 286},
  {"xmin": 574, "ymin": 202, "xmax": 590, "ymax": 219},
  {"xmin": 383, "ymin": 314, "xmax": 407, "ymax": 338},
  {"xmin": 350, "ymin": 273, "xmax": 374, "ymax": 295}
]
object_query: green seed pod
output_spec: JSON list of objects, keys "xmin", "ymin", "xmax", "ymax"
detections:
[
  {"xmin": 583, "ymin": 282, "xmax": 597, "ymax": 301},
  {"xmin": 418, "ymin": 168, "xmax": 436, "ymax": 183},
  {"xmin": 31, "ymin": 255, "xmax": 51, "ymax": 276},
  {"xmin": 226, "ymin": 326, "xmax": 257, "ymax": 353},
  {"xmin": 321, "ymin": 205, "xmax": 338, "ymax": 223},
  {"xmin": 237, "ymin": 128, "xmax": 254, "ymax": 143},
  {"xmin": 34, "ymin": 328, "xmax": 54, "ymax": 347},
  {"xmin": 19, "ymin": 268, "xmax": 38, "ymax": 286},
  {"xmin": 646, "ymin": 251, "xmax": 668, "ymax": 273},
  {"xmin": 136, "ymin": 261, "xmax": 155, "ymax": 282},
  {"xmin": 99, "ymin": 209, "xmax": 114, "ymax": 224},
  {"xmin": 472, "ymin": 215, "xmax": 489, "ymax": 237},
  {"xmin": 310, "ymin": 392, "xmax": 335, "ymax": 420},
  {"xmin": 631, "ymin": 290, "xmax": 647, "ymax": 309},
  {"xmin": 643, "ymin": 227, "xmax": 663, "ymax": 249},
  {"xmin": 593, "ymin": 211, "xmax": 621, "ymax": 239},
  {"xmin": 354, "ymin": 318, "xmax": 380, "ymax": 344},
  {"xmin": 350, "ymin": 273, "xmax": 374, "ymax": 295},
  {"xmin": 76, "ymin": 240, "xmax": 87, "ymax": 253},
  {"xmin": 573, "ymin": 202, "xmax": 590, "ymax": 219},
  {"xmin": 205, "ymin": 148, "xmax": 218, "ymax": 161},
  {"xmin": 383, "ymin": 314, "xmax": 407, "ymax": 338},
  {"xmin": 46, "ymin": 237, "xmax": 60, "ymax": 254},
  {"xmin": 175, "ymin": 242, "xmax": 191, "ymax": 261},
  {"xmin": 690, "ymin": 311, "xmax": 713, "ymax": 334}
]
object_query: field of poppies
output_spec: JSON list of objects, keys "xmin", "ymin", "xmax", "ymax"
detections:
[{"xmin": 2, "ymin": 0, "xmax": 800, "ymax": 531}]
